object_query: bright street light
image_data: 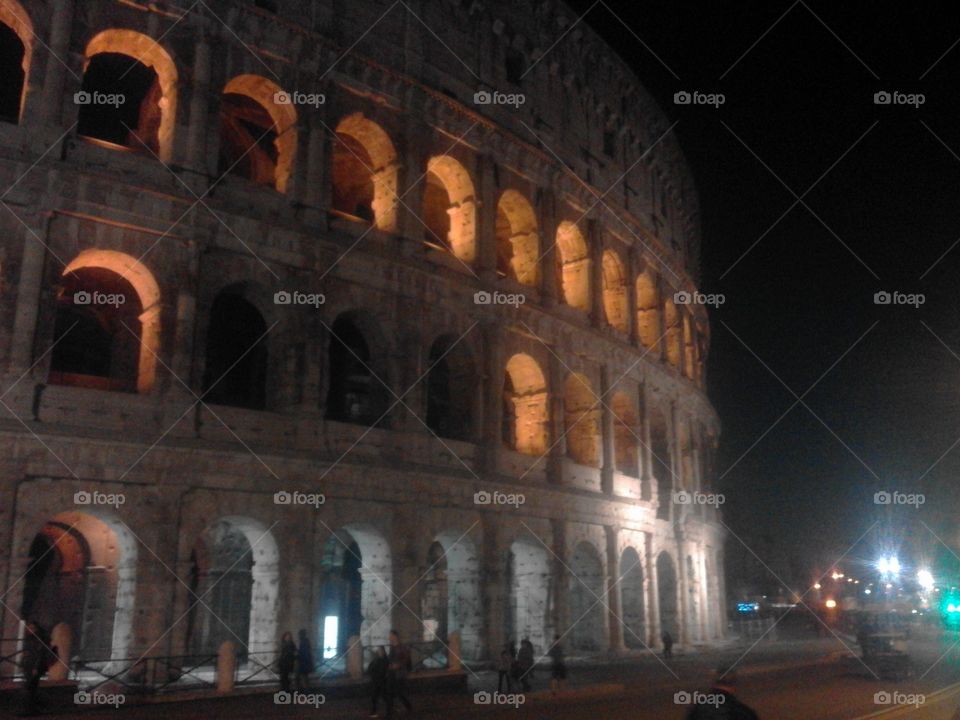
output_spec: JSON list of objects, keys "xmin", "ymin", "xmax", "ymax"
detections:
[{"xmin": 918, "ymin": 569, "xmax": 934, "ymax": 591}]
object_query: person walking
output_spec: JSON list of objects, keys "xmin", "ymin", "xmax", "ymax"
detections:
[
  {"xmin": 278, "ymin": 631, "xmax": 297, "ymax": 693},
  {"xmin": 367, "ymin": 646, "xmax": 388, "ymax": 718},
  {"xmin": 296, "ymin": 629, "xmax": 313, "ymax": 690},
  {"xmin": 385, "ymin": 630, "xmax": 412, "ymax": 718},
  {"xmin": 548, "ymin": 636, "xmax": 567, "ymax": 694},
  {"xmin": 517, "ymin": 638, "xmax": 534, "ymax": 692},
  {"xmin": 497, "ymin": 643, "xmax": 515, "ymax": 693},
  {"xmin": 686, "ymin": 668, "xmax": 759, "ymax": 719},
  {"xmin": 20, "ymin": 621, "xmax": 55, "ymax": 716},
  {"xmin": 662, "ymin": 630, "xmax": 674, "ymax": 659}
]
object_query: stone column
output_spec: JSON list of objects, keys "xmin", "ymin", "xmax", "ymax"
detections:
[
  {"xmin": 476, "ymin": 151, "xmax": 498, "ymax": 284},
  {"xmin": 605, "ymin": 526, "xmax": 623, "ymax": 652},
  {"xmin": 480, "ymin": 322, "xmax": 503, "ymax": 476},
  {"xmin": 588, "ymin": 219, "xmax": 604, "ymax": 328},
  {"xmin": 391, "ymin": 509, "xmax": 424, "ymax": 646},
  {"xmin": 646, "ymin": 534, "xmax": 661, "ymax": 648},
  {"xmin": 550, "ymin": 520, "xmax": 568, "ymax": 649},
  {"xmin": 600, "ymin": 366, "xmax": 615, "ymax": 494},
  {"xmin": 398, "ymin": 124, "xmax": 427, "ymax": 249},
  {"xmin": 546, "ymin": 352, "xmax": 566, "ymax": 484},
  {"xmin": 676, "ymin": 535, "xmax": 692, "ymax": 646},
  {"xmin": 8, "ymin": 213, "xmax": 48, "ymax": 374},
  {"xmin": 185, "ymin": 34, "xmax": 211, "ymax": 184},
  {"xmin": 170, "ymin": 241, "xmax": 199, "ymax": 387},
  {"xmin": 639, "ymin": 381, "xmax": 653, "ymax": 500},
  {"xmin": 37, "ymin": 0, "xmax": 75, "ymax": 127},
  {"xmin": 482, "ymin": 517, "xmax": 506, "ymax": 661},
  {"xmin": 301, "ymin": 111, "xmax": 328, "ymax": 213},
  {"xmin": 538, "ymin": 187, "xmax": 559, "ymax": 309}
]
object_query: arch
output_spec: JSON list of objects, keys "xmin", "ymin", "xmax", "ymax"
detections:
[
  {"xmin": 635, "ymin": 267, "xmax": 660, "ymax": 350},
  {"xmin": 656, "ymin": 551, "xmax": 679, "ymax": 642},
  {"xmin": 0, "ymin": 0, "xmax": 32, "ymax": 123},
  {"xmin": 318, "ymin": 524, "xmax": 392, "ymax": 661},
  {"xmin": 220, "ymin": 74, "xmax": 298, "ymax": 192},
  {"xmin": 81, "ymin": 30, "xmax": 178, "ymax": 160},
  {"xmin": 563, "ymin": 373, "xmax": 600, "ymax": 467},
  {"xmin": 663, "ymin": 296, "xmax": 682, "ymax": 369},
  {"xmin": 426, "ymin": 334, "xmax": 477, "ymax": 441},
  {"xmin": 505, "ymin": 535, "xmax": 550, "ymax": 654},
  {"xmin": 556, "ymin": 221, "xmax": 591, "ymax": 311},
  {"xmin": 332, "ymin": 113, "xmax": 398, "ymax": 230},
  {"xmin": 502, "ymin": 353, "xmax": 548, "ymax": 455},
  {"xmin": 202, "ymin": 287, "xmax": 269, "ymax": 410},
  {"xmin": 650, "ymin": 405, "xmax": 672, "ymax": 520},
  {"xmin": 567, "ymin": 541, "xmax": 604, "ymax": 652},
  {"xmin": 21, "ymin": 510, "xmax": 137, "ymax": 663},
  {"xmin": 423, "ymin": 155, "xmax": 476, "ymax": 263},
  {"xmin": 51, "ymin": 250, "xmax": 161, "ymax": 393},
  {"xmin": 421, "ymin": 531, "xmax": 482, "ymax": 660},
  {"xmin": 187, "ymin": 516, "xmax": 279, "ymax": 663},
  {"xmin": 601, "ymin": 250, "xmax": 628, "ymax": 332},
  {"xmin": 495, "ymin": 190, "xmax": 540, "ymax": 286},
  {"xmin": 619, "ymin": 547, "xmax": 645, "ymax": 649},
  {"xmin": 611, "ymin": 392, "xmax": 639, "ymax": 477},
  {"xmin": 325, "ymin": 311, "xmax": 390, "ymax": 427}
]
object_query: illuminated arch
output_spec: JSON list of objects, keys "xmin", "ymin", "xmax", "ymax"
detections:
[
  {"xmin": 423, "ymin": 155, "xmax": 476, "ymax": 263},
  {"xmin": 601, "ymin": 250, "xmax": 628, "ymax": 332},
  {"xmin": 556, "ymin": 221, "xmax": 591, "ymax": 311},
  {"xmin": 503, "ymin": 353, "xmax": 548, "ymax": 455},
  {"xmin": 221, "ymin": 74, "xmax": 298, "ymax": 193},
  {"xmin": 0, "ymin": 0, "xmax": 32, "ymax": 123},
  {"xmin": 83, "ymin": 29, "xmax": 178, "ymax": 161},
  {"xmin": 563, "ymin": 373, "xmax": 600, "ymax": 467},
  {"xmin": 60, "ymin": 250, "xmax": 161, "ymax": 393},
  {"xmin": 635, "ymin": 268, "xmax": 660, "ymax": 350},
  {"xmin": 495, "ymin": 190, "xmax": 540, "ymax": 286},
  {"xmin": 663, "ymin": 296, "xmax": 682, "ymax": 369},
  {"xmin": 332, "ymin": 113, "xmax": 398, "ymax": 230},
  {"xmin": 568, "ymin": 541, "xmax": 605, "ymax": 651}
]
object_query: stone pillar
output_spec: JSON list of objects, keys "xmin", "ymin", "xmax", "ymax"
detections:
[
  {"xmin": 676, "ymin": 536, "xmax": 691, "ymax": 646},
  {"xmin": 479, "ymin": 322, "xmax": 503, "ymax": 475},
  {"xmin": 538, "ymin": 187, "xmax": 559, "ymax": 309},
  {"xmin": 588, "ymin": 219, "xmax": 604, "ymax": 328},
  {"xmin": 37, "ymin": 0, "xmax": 75, "ymax": 127},
  {"xmin": 550, "ymin": 520, "xmax": 568, "ymax": 649},
  {"xmin": 217, "ymin": 641, "xmax": 236, "ymax": 693},
  {"xmin": 302, "ymin": 112, "xmax": 328, "ymax": 212},
  {"xmin": 476, "ymin": 151, "xmax": 498, "ymax": 284},
  {"xmin": 398, "ymin": 125, "xmax": 427, "ymax": 247},
  {"xmin": 627, "ymin": 247, "xmax": 640, "ymax": 345},
  {"xmin": 482, "ymin": 517, "xmax": 506, "ymax": 661},
  {"xmin": 347, "ymin": 637, "xmax": 363, "ymax": 679},
  {"xmin": 391, "ymin": 508, "xmax": 424, "ymax": 646},
  {"xmin": 604, "ymin": 526, "xmax": 623, "ymax": 652},
  {"xmin": 48, "ymin": 623, "xmax": 72, "ymax": 681},
  {"xmin": 447, "ymin": 631, "xmax": 462, "ymax": 671},
  {"xmin": 170, "ymin": 241, "xmax": 199, "ymax": 387},
  {"xmin": 8, "ymin": 212, "xmax": 49, "ymax": 373},
  {"xmin": 185, "ymin": 34, "xmax": 212, "ymax": 181},
  {"xmin": 546, "ymin": 353, "xmax": 566, "ymax": 484},
  {"xmin": 639, "ymin": 382, "xmax": 653, "ymax": 500},
  {"xmin": 600, "ymin": 367, "xmax": 615, "ymax": 494},
  {"xmin": 646, "ymin": 534, "xmax": 661, "ymax": 648}
]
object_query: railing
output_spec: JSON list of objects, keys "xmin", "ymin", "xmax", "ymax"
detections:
[
  {"xmin": 361, "ymin": 640, "xmax": 449, "ymax": 674},
  {"xmin": 70, "ymin": 654, "xmax": 219, "ymax": 693},
  {"xmin": 0, "ymin": 637, "xmax": 23, "ymax": 681},
  {"xmin": 234, "ymin": 652, "xmax": 278, "ymax": 687}
]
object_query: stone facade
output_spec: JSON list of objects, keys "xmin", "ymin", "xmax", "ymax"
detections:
[{"xmin": 0, "ymin": 0, "xmax": 724, "ymax": 672}]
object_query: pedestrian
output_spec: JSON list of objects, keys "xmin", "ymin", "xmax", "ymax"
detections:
[
  {"xmin": 662, "ymin": 630, "xmax": 674, "ymax": 659},
  {"xmin": 385, "ymin": 630, "xmax": 412, "ymax": 718},
  {"xmin": 517, "ymin": 638, "xmax": 534, "ymax": 692},
  {"xmin": 548, "ymin": 636, "xmax": 566, "ymax": 694},
  {"xmin": 296, "ymin": 628, "xmax": 313, "ymax": 690},
  {"xmin": 497, "ymin": 643, "xmax": 515, "ymax": 693},
  {"xmin": 20, "ymin": 620, "xmax": 55, "ymax": 716},
  {"xmin": 278, "ymin": 630, "xmax": 296, "ymax": 693},
  {"xmin": 367, "ymin": 646, "xmax": 388, "ymax": 718},
  {"xmin": 685, "ymin": 668, "xmax": 759, "ymax": 720}
]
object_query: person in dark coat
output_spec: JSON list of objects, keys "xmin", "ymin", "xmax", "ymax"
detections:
[
  {"xmin": 548, "ymin": 636, "xmax": 566, "ymax": 694},
  {"xmin": 497, "ymin": 643, "xmax": 515, "ymax": 692},
  {"xmin": 21, "ymin": 621, "xmax": 54, "ymax": 716},
  {"xmin": 367, "ymin": 646, "xmax": 388, "ymax": 718},
  {"xmin": 517, "ymin": 638, "xmax": 534, "ymax": 692},
  {"xmin": 278, "ymin": 631, "xmax": 297, "ymax": 693},
  {"xmin": 296, "ymin": 629, "xmax": 313, "ymax": 690},
  {"xmin": 686, "ymin": 669, "xmax": 759, "ymax": 720},
  {"xmin": 385, "ymin": 630, "xmax": 412, "ymax": 718},
  {"xmin": 662, "ymin": 630, "xmax": 674, "ymax": 659}
]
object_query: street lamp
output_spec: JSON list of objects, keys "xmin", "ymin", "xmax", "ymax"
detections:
[{"xmin": 918, "ymin": 569, "xmax": 934, "ymax": 592}]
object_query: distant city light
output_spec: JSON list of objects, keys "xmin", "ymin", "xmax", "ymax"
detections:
[
  {"xmin": 825, "ymin": 599, "xmax": 837, "ymax": 609},
  {"xmin": 813, "ymin": 583, "xmax": 821, "ymax": 590},
  {"xmin": 864, "ymin": 588, "xmax": 872, "ymax": 595},
  {"xmin": 918, "ymin": 569, "xmax": 934, "ymax": 591}
]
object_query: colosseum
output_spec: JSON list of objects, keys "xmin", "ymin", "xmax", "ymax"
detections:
[{"xmin": 0, "ymin": 0, "xmax": 724, "ymax": 685}]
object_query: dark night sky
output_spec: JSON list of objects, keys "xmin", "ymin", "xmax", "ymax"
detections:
[{"xmin": 565, "ymin": 0, "xmax": 960, "ymax": 593}]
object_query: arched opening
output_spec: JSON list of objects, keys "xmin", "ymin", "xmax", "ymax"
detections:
[
  {"xmin": 563, "ymin": 374, "xmax": 600, "ymax": 467},
  {"xmin": 656, "ymin": 552, "xmax": 679, "ymax": 641},
  {"xmin": 332, "ymin": 114, "xmax": 398, "ymax": 230},
  {"xmin": 502, "ymin": 354, "xmax": 548, "ymax": 455},
  {"xmin": 422, "ymin": 156, "xmax": 476, "ymax": 263},
  {"xmin": 318, "ymin": 525, "xmax": 392, "ymax": 669},
  {"xmin": 495, "ymin": 190, "xmax": 540, "ymax": 285},
  {"xmin": 219, "ymin": 75, "xmax": 297, "ymax": 193},
  {"xmin": 21, "ymin": 510, "xmax": 137, "ymax": 663},
  {"xmin": 80, "ymin": 30, "xmax": 178, "ymax": 159},
  {"xmin": 611, "ymin": 392, "xmax": 639, "ymax": 477},
  {"xmin": 421, "ymin": 532, "xmax": 482, "ymax": 660},
  {"xmin": 650, "ymin": 406, "xmax": 672, "ymax": 520},
  {"xmin": 663, "ymin": 296, "xmax": 682, "ymax": 369},
  {"xmin": 326, "ymin": 312, "xmax": 389, "ymax": 427},
  {"xmin": 202, "ymin": 289, "xmax": 268, "ymax": 410},
  {"xmin": 0, "ymin": 0, "xmax": 31, "ymax": 124},
  {"xmin": 49, "ymin": 250, "xmax": 161, "ymax": 394},
  {"xmin": 619, "ymin": 547, "xmax": 645, "ymax": 649},
  {"xmin": 186, "ymin": 517, "xmax": 278, "ymax": 664},
  {"xmin": 556, "ymin": 221, "xmax": 591, "ymax": 311},
  {"xmin": 635, "ymin": 268, "xmax": 660, "ymax": 350},
  {"xmin": 601, "ymin": 250, "xmax": 628, "ymax": 332},
  {"xmin": 505, "ymin": 536, "xmax": 550, "ymax": 654},
  {"xmin": 568, "ymin": 541, "xmax": 604, "ymax": 652},
  {"xmin": 426, "ymin": 334, "xmax": 476, "ymax": 441}
]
